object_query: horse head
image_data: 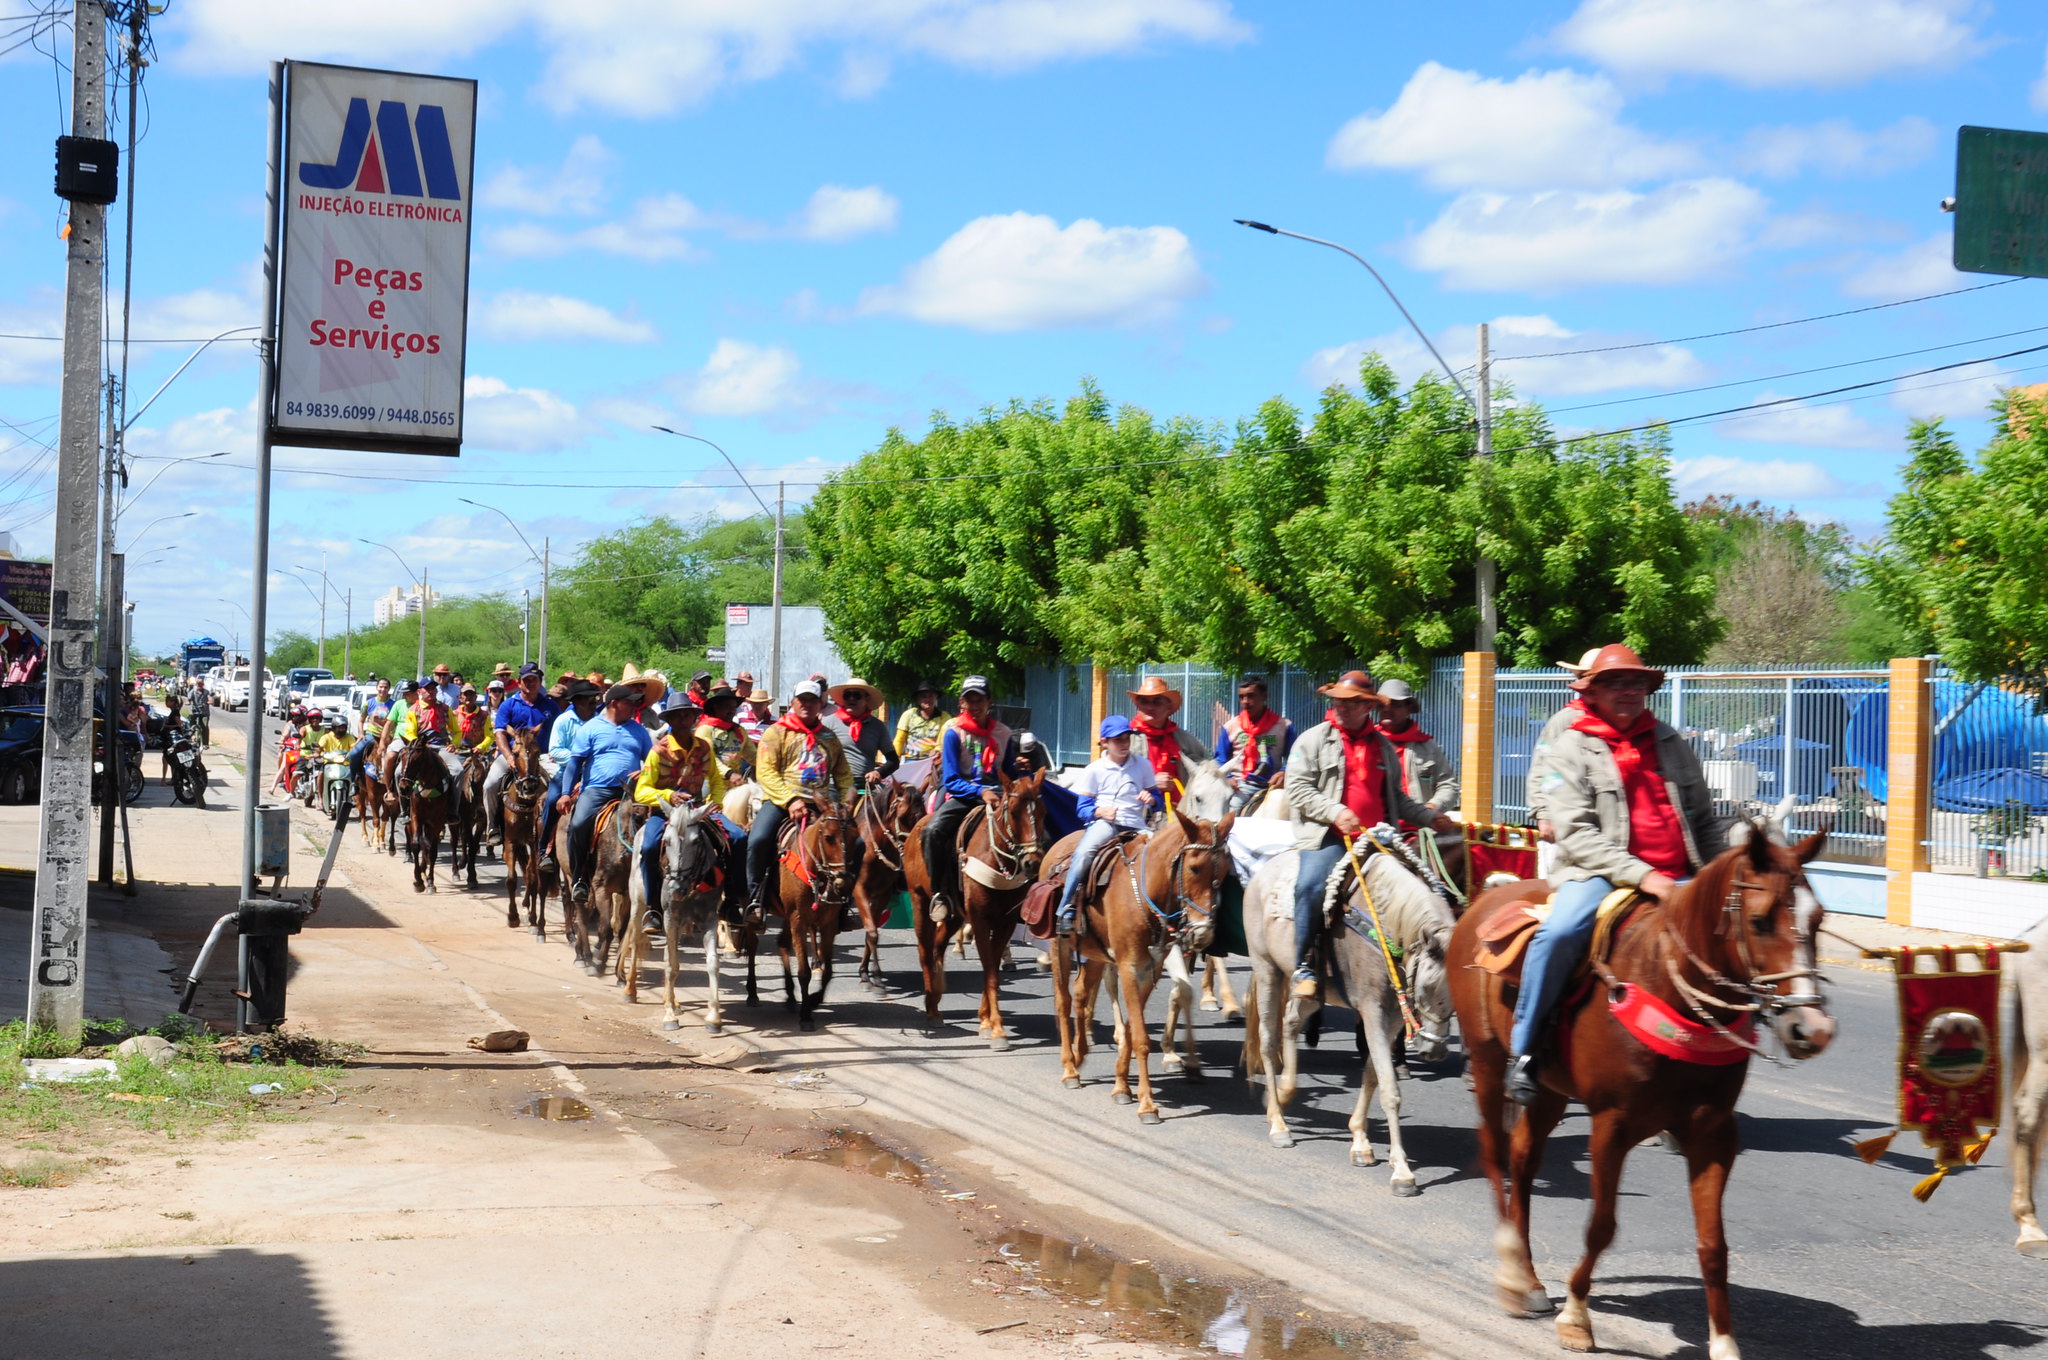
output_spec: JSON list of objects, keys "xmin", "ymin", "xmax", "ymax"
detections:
[
  {"xmin": 661, "ymin": 801, "xmax": 721, "ymax": 909},
  {"xmin": 993, "ymin": 768, "xmax": 1049, "ymax": 881},
  {"xmin": 810, "ymin": 800, "xmax": 858, "ymax": 906},
  {"xmin": 1690, "ymin": 817, "xmax": 1834, "ymax": 1060},
  {"xmin": 884, "ymin": 780, "xmax": 923, "ymax": 840},
  {"xmin": 1167, "ymin": 805, "xmax": 1236, "ymax": 955},
  {"xmin": 1402, "ymin": 916, "xmax": 1457, "ymax": 1062},
  {"xmin": 508, "ymin": 727, "xmax": 546, "ymax": 796}
]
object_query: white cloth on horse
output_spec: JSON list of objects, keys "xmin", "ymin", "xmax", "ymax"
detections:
[{"xmin": 1227, "ymin": 818, "xmax": 1296, "ymax": 885}]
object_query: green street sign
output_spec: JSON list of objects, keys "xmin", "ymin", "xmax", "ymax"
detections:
[{"xmin": 1954, "ymin": 125, "xmax": 2048, "ymax": 279}]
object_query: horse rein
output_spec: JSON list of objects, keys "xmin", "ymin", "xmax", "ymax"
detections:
[
  {"xmin": 792, "ymin": 800, "xmax": 856, "ymax": 907},
  {"xmin": 1116, "ymin": 827, "xmax": 1221, "ymax": 953},
  {"xmin": 857, "ymin": 790, "xmax": 907, "ymax": 874},
  {"xmin": 983, "ymin": 787, "xmax": 1041, "ymax": 883}
]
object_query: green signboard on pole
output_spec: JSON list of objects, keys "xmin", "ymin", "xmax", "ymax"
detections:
[{"xmin": 1954, "ymin": 125, "xmax": 2048, "ymax": 279}]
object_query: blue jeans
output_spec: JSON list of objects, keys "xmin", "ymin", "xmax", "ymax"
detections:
[
  {"xmin": 1292, "ymin": 837, "xmax": 1349, "ymax": 978},
  {"xmin": 642, "ymin": 808, "xmax": 743, "ymax": 914},
  {"xmin": 1058, "ymin": 820, "xmax": 1121, "ymax": 922},
  {"xmin": 746, "ymin": 801, "xmax": 788, "ymax": 899},
  {"xmin": 346, "ymin": 733, "xmax": 376, "ymax": 782},
  {"xmin": 1510, "ymin": 876, "xmax": 1613, "ymax": 1057},
  {"xmin": 567, "ymin": 784, "xmax": 623, "ymax": 886},
  {"xmin": 538, "ymin": 767, "xmax": 570, "ymax": 850}
]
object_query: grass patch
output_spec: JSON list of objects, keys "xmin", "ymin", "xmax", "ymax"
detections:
[{"xmin": 0, "ymin": 1153, "xmax": 87, "ymax": 1188}]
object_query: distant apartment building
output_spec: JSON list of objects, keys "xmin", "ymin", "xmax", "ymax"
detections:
[{"xmin": 372, "ymin": 583, "xmax": 439, "ymax": 626}]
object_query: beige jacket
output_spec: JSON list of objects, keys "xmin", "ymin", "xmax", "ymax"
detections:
[
  {"xmin": 1387, "ymin": 732, "xmax": 1459, "ymax": 814},
  {"xmin": 1531, "ymin": 713, "xmax": 1726, "ymax": 888},
  {"xmin": 1284, "ymin": 721, "xmax": 1439, "ymax": 852}
]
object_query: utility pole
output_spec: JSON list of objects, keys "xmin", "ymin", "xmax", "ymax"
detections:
[
  {"xmin": 315, "ymin": 550, "xmax": 326, "ymax": 670},
  {"xmin": 342, "ymin": 588, "xmax": 351, "ymax": 678},
  {"xmin": 1475, "ymin": 322, "xmax": 1497, "ymax": 655},
  {"xmin": 31, "ymin": 0, "xmax": 110, "ymax": 1040},
  {"xmin": 96, "ymin": 378, "xmax": 121, "ymax": 885},
  {"xmin": 770, "ymin": 480, "xmax": 785, "ymax": 704},
  {"xmin": 521, "ymin": 588, "xmax": 531, "ymax": 668},
  {"xmin": 415, "ymin": 570, "xmax": 428, "ymax": 679},
  {"xmin": 538, "ymin": 538, "xmax": 549, "ymax": 675}
]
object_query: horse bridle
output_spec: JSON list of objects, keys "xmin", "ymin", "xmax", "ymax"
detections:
[
  {"xmin": 857, "ymin": 788, "xmax": 909, "ymax": 874},
  {"xmin": 795, "ymin": 800, "xmax": 856, "ymax": 907},
  {"xmin": 1648, "ymin": 869, "xmax": 1829, "ymax": 1065},
  {"xmin": 1117, "ymin": 826, "xmax": 1223, "ymax": 952},
  {"xmin": 984, "ymin": 786, "xmax": 1042, "ymax": 882}
]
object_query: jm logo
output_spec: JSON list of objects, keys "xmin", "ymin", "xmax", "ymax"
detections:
[{"xmin": 299, "ymin": 98, "xmax": 461, "ymax": 200}]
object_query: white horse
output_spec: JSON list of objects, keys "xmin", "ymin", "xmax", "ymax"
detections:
[
  {"xmin": 2009, "ymin": 913, "xmax": 2048, "ymax": 1257},
  {"xmin": 1240, "ymin": 845, "xmax": 1455, "ymax": 1196},
  {"xmin": 622, "ymin": 800, "xmax": 731, "ymax": 1036}
]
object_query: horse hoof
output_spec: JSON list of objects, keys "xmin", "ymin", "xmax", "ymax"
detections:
[
  {"xmin": 1199, "ymin": 998, "xmax": 1220, "ymax": 1012},
  {"xmin": 1390, "ymin": 1178, "xmax": 1420, "ymax": 1198},
  {"xmin": 705, "ymin": 1024, "xmax": 724, "ymax": 1038},
  {"xmin": 414, "ymin": 883, "xmax": 426, "ymax": 894},
  {"xmin": 1351, "ymin": 1149, "xmax": 1378, "ymax": 1168},
  {"xmin": 1061, "ymin": 1076, "xmax": 1082, "ymax": 1090},
  {"xmin": 1557, "ymin": 1320, "xmax": 1594, "ymax": 1352},
  {"xmin": 1222, "ymin": 1006, "xmax": 1243, "ymax": 1022},
  {"xmin": 1111, "ymin": 1091, "xmax": 1135, "ymax": 1106},
  {"xmin": 988, "ymin": 1034, "xmax": 1010, "ymax": 1052},
  {"xmin": 2019, "ymin": 1236, "xmax": 2048, "ymax": 1260},
  {"xmin": 1183, "ymin": 1067, "xmax": 1205, "ymax": 1084},
  {"xmin": 1525, "ymin": 1289, "xmax": 1555, "ymax": 1316},
  {"xmin": 661, "ymin": 1019, "xmax": 680, "ymax": 1031},
  {"xmin": 531, "ymin": 929, "xmax": 545, "ymax": 942},
  {"xmin": 1268, "ymin": 1131, "xmax": 1294, "ymax": 1149},
  {"xmin": 1138, "ymin": 1109, "xmax": 1162, "ymax": 1126},
  {"xmin": 978, "ymin": 1025, "xmax": 993, "ymax": 1038}
]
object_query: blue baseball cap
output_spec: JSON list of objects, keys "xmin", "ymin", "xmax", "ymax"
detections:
[
  {"xmin": 518, "ymin": 661, "xmax": 543, "ymax": 679},
  {"xmin": 1099, "ymin": 715, "xmax": 1133, "ymax": 741}
]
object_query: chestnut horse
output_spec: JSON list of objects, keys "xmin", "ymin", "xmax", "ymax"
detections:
[
  {"xmin": 355, "ymin": 727, "xmax": 396, "ymax": 854},
  {"xmin": 1047, "ymin": 808, "xmax": 1234, "ymax": 1123},
  {"xmin": 757, "ymin": 800, "xmax": 857, "ymax": 1030},
  {"xmin": 852, "ymin": 780, "xmax": 923, "ymax": 992},
  {"xmin": 903, "ymin": 770, "xmax": 1048, "ymax": 1046},
  {"xmin": 1448, "ymin": 823, "xmax": 1834, "ymax": 1358},
  {"xmin": 398, "ymin": 738, "xmax": 453, "ymax": 893},
  {"xmin": 498, "ymin": 729, "xmax": 549, "ymax": 934},
  {"xmin": 451, "ymin": 748, "xmax": 491, "ymax": 887}
]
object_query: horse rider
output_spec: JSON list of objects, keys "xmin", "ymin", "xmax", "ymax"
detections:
[
  {"xmin": 1285, "ymin": 671, "xmax": 1458, "ymax": 998},
  {"xmin": 921, "ymin": 674, "xmax": 1027, "ymax": 919},
  {"xmin": 346, "ymin": 678, "xmax": 393, "ymax": 782},
  {"xmin": 1526, "ymin": 647, "xmax": 1604, "ymax": 843},
  {"xmin": 695, "ymin": 684, "xmax": 756, "ymax": 783},
  {"xmin": 739, "ymin": 688, "xmax": 773, "ymax": 739},
  {"xmin": 1375, "ymin": 679, "xmax": 1459, "ymax": 828},
  {"xmin": 485, "ymin": 675, "xmax": 506, "ymax": 714},
  {"xmin": 1508, "ymin": 643, "xmax": 1726, "ymax": 1105},
  {"xmin": 632, "ymin": 694, "xmax": 746, "ymax": 933},
  {"xmin": 1216, "ymin": 674, "xmax": 1294, "ymax": 813},
  {"xmin": 727, "ymin": 669, "xmax": 756, "ymax": 699},
  {"xmin": 396, "ymin": 680, "xmax": 463, "ymax": 795},
  {"xmin": 745, "ymin": 678, "xmax": 854, "ymax": 924},
  {"xmin": 685, "ymin": 670, "xmax": 713, "ymax": 707},
  {"xmin": 825, "ymin": 677, "xmax": 899, "ymax": 793},
  {"xmin": 1127, "ymin": 676, "xmax": 1209, "ymax": 805},
  {"xmin": 539, "ymin": 679, "xmax": 602, "ymax": 871},
  {"xmin": 430, "ymin": 663, "xmax": 460, "ymax": 711},
  {"xmin": 485, "ymin": 662, "xmax": 562, "ymax": 847},
  {"xmin": 452, "ymin": 685, "xmax": 492, "ymax": 755},
  {"xmin": 1056, "ymin": 715, "xmax": 1160, "ymax": 937},
  {"xmin": 562, "ymin": 683, "xmax": 655, "ymax": 909},
  {"xmin": 894, "ymin": 679, "xmax": 948, "ymax": 762},
  {"xmin": 373, "ymin": 678, "xmax": 416, "ymax": 789}
]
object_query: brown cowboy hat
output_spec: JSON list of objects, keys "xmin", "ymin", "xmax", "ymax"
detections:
[
  {"xmin": 745, "ymin": 688, "xmax": 774, "ymax": 706},
  {"xmin": 1126, "ymin": 676, "xmax": 1183, "ymax": 708},
  {"xmin": 1317, "ymin": 669, "xmax": 1386, "ymax": 703},
  {"xmin": 1568, "ymin": 643, "xmax": 1666, "ymax": 693}
]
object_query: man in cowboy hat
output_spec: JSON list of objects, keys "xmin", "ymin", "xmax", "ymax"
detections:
[
  {"xmin": 431, "ymin": 663, "xmax": 460, "ymax": 711},
  {"xmin": 739, "ymin": 687, "xmax": 773, "ymax": 739},
  {"xmin": 1374, "ymin": 679, "xmax": 1458, "ymax": 822},
  {"xmin": 894, "ymin": 679, "xmax": 948, "ymax": 762},
  {"xmin": 921, "ymin": 674, "xmax": 1032, "ymax": 918},
  {"xmin": 1526, "ymin": 647, "xmax": 1606, "ymax": 839},
  {"xmin": 1285, "ymin": 671, "xmax": 1457, "ymax": 998},
  {"xmin": 1127, "ymin": 676, "xmax": 1209, "ymax": 797},
  {"xmin": 539, "ymin": 679, "xmax": 603, "ymax": 869},
  {"xmin": 746, "ymin": 678, "xmax": 853, "ymax": 921},
  {"xmin": 824, "ymin": 678, "xmax": 899, "ymax": 791},
  {"xmin": 632, "ymin": 694, "xmax": 745, "ymax": 935},
  {"xmin": 562, "ymin": 683, "xmax": 655, "ymax": 908},
  {"xmin": 1509, "ymin": 644, "xmax": 1726, "ymax": 1105},
  {"xmin": 1215, "ymin": 674, "xmax": 1294, "ymax": 813},
  {"xmin": 485, "ymin": 661, "xmax": 563, "ymax": 846},
  {"xmin": 695, "ymin": 684, "xmax": 756, "ymax": 782}
]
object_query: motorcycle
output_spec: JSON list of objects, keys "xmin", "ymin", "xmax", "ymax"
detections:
[
  {"xmin": 166, "ymin": 723, "xmax": 207, "ymax": 807},
  {"xmin": 92, "ymin": 734, "xmax": 145, "ymax": 806},
  {"xmin": 290, "ymin": 740, "xmax": 323, "ymax": 808},
  {"xmin": 321, "ymin": 751, "xmax": 353, "ymax": 819}
]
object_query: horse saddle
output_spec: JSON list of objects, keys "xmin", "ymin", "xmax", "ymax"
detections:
[
  {"xmin": 1475, "ymin": 887, "xmax": 1641, "ymax": 985},
  {"xmin": 592, "ymin": 798, "xmax": 641, "ymax": 849},
  {"xmin": 1042, "ymin": 827, "xmax": 1141, "ymax": 906}
]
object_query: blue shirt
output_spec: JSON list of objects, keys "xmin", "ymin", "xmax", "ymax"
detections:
[
  {"xmin": 495, "ymin": 692, "xmax": 563, "ymax": 746},
  {"xmin": 566, "ymin": 715, "xmax": 653, "ymax": 791},
  {"xmin": 435, "ymin": 681, "xmax": 462, "ymax": 710},
  {"xmin": 939, "ymin": 720, "xmax": 1024, "ymax": 801},
  {"xmin": 548, "ymin": 708, "xmax": 589, "ymax": 764}
]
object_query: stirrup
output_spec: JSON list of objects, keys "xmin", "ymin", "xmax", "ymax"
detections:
[
  {"xmin": 929, "ymin": 891, "xmax": 950, "ymax": 924},
  {"xmin": 1507, "ymin": 1053, "xmax": 1541, "ymax": 1107}
]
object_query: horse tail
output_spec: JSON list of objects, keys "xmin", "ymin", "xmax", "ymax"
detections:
[{"xmin": 1242, "ymin": 978, "xmax": 1265, "ymax": 1085}]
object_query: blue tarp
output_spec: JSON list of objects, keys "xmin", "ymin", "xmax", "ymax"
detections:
[
  {"xmin": 1846, "ymin": 681, "xmax": 2048, "ymax": 804},
  {"xmin": 1933, "ymin": 767, "xmax": 2048, "ymax": 815}
]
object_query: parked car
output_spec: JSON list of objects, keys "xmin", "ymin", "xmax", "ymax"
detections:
[
  {"xmin": 220, "ymin": 666, "xmax": 272, "ymax": 711},
  {"xmin": 0, "ymin": 707, "xmax": 42, "ymax": 803},
  {"xmin": 303, "ymin": 678, "xmax": 355, "ymax": 725},
  {"xmin": 285, "ymin": 667, "xmax": 334, "ymax": 703}
]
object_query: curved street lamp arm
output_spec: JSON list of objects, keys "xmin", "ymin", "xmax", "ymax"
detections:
[
  {"xmin": 122, "ymin": 327, "xmax": 262, "ymax": 433},
  {"xmin": 118, "ymin": 451, "xmax": 231, "ymax": 520},
  {"xmin": 650, "ymin": 426, "xmax": 773, "ymax": 518},
  {"xmin": 456, "ymin": 498, "xmax": 542, "ymax": 568}
]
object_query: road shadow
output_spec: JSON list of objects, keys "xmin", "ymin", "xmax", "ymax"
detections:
[
  {"xmin": 0, "ymin": 1248, "xmax": 343, "ymax": 1360},
  {"xmin": 1594, "ymin": 1273, "xmax": 2047, "ymax": 1360}
]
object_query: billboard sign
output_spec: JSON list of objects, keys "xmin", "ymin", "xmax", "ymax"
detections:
[
  {"xmin": 273, "ymin": 61, "xmax": 476, "ymax": 455},
  {"xmin": 1953, "ymin": 125, "xmax": 2048, "ymax": 280},
  {"xmin": 0, "ymin": 559, "xmax": 53, "ymax": 628}
]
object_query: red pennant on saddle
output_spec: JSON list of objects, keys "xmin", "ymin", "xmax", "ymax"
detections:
[{"xmin": 1606, "ymin": 983, "xmax": 1754, "ymax": 1065}]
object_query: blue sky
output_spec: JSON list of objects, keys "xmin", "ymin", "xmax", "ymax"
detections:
[{"xmin": 2, "ymin": 0, "xmax": 2046, "ymax": 655}]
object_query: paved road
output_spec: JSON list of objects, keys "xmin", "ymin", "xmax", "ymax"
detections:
[{"xmin": 233, "ymin": 724, "xmax": 2047, "ymax": 1360}]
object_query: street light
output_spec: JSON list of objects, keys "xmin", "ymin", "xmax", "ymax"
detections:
[
  {"xmin": 650, "ymin": 426, "xmax": 784, "ymax": 701},
  {"xmin": 358, "ymin": 538, "xmax": 427, "ymax": 679},
  {"xmin": 457, "ymin": 497, "xmax": 548, "ymax": 673},
  {"xmin": 1233, "ymin": 217, "xmax": 1495, "ymax": 652},
  {"xmin": 292, "ymin": 560, "xmax": 333, "ymax": 671},
  {"xmin": 117, "ymin": 451, "xmax": 231, "ymax": 518},
  {"xmin": 214, "ymin": 600, "xmax": 249, "ymax": 659},
  {"xmin": 123, "ymin": 511, "xmax": 194, "ymax": 555}
]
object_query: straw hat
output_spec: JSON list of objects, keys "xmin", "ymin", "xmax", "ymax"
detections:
[
  {"xmin": 1126, "ymin": 675, "xmax": 1182, "ymax": 709},
  {"xmin": 746, "ymin": 688, "xmax": 774, "ymax": 707},
  {"xmin": 1555, "ymin": 647, "xmax": 1604, "ymax": 675},
  {"xmin": 1316, "ymin": 669, "xmax": 1385, "ymax": 703},
  {"xmin": 1568, "ymin": 644, "xmax": 1666, "ymax": 694},
  {"xmin": 619, "ymin": 662, "xmax": 668, "ymax": 699}
]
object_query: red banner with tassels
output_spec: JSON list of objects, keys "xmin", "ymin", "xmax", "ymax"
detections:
[{"xmin": 1857, "ymin": 945, "xmax": 2004, "ymax": 1200}]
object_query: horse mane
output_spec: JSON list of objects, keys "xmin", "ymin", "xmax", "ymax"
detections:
[{"xmin": 1360, "ymin": 852, "xmax": 1455, "ymax": 950}]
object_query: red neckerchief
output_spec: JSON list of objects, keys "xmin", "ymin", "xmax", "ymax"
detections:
[
  {"xmin": 950, "ymin": 710, "xmax": 1000, "ymax": 774},
  {"xmin": 833, "ymin": 704, "xmax": 867, "ymax": 744},
  {"xmin": 1233, "ymin": 707, "xmax": 1281, "ymax": 776},
  {"xmin": 1571, "ymin": 704, "xmax": 1658, "ymax": 777},
  {"xmin": 1379, "ymin": 720, "xmax": 1432, "ymax": 745},
  {"xmin": 1130, "ymin": 715, "xmax": 1182, "ymax": 783},
  {"xmin": 698, "ymin": 713, "xmax": 741, "ymax": 733},
  {"xmin": 776, "ymin": 711, "xmax": 822, "ymax": 749}
]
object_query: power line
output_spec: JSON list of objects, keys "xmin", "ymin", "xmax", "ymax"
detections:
[{"xmin": 1494, "ymin": 278, "xmax": 2025, "ymax": 362}]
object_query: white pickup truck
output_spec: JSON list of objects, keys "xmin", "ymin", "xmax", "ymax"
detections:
[
  {"xmin": 302, "ymin": 678, "xmax": 356, "ymax": 727},
  {"xmin": 219, "ymin": 666, "xmax": 273, "ymax": 711}
]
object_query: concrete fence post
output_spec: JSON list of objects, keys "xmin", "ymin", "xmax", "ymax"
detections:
[
  {"xmin": 1090, "ymin": 664, "xmax": 1110, "ymax": 761},
  {"xmin": 1885, "ymin": 656, "xmax": 1933, "ymax": 926},
  {"xmin": 1461, "ymin": 651, "xmax": 1496, "ymax": 827}
]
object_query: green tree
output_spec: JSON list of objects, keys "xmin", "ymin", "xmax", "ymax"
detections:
[{"xmin": 1865, "ymin": 414, "xmax": 2048, "ymax": 691}]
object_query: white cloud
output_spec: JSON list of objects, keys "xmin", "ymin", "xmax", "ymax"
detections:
[
  {"xmin": 487, "ymin": 194, "xmax": 708, "ymax": 262},
  {"xmin": 1551, "ymin": 0, "xmax": 1981, "ymax": 88},
  {"xmin": 1671, "ymin": 455, "xmax": 1868, "ymax": 499},
  {"xmin": 1739, "ymin": 116, "xmax": 1936, "ymax": 179},
  {"xmin": 477, "ymin": 292, "xmax": 656, "ymax": 344},
  {"xmin": 2034, "ymin": 44, "xmax": 2048, "ymax": 113},
  {"xmin": 1715, "ymin": 395, "xmax": 1894, "ymax": 449},
  {"xmin": 674, "ymin": 340, "xmax": 808, "ymax": 418},
  {"xmin": 171, "ymin": 1, "xmax": 1247, "ymax": 116},
  {"xmin": 1841, "ymin": 233, "xmax": 1962, "ymax": 299},
  {"xmin": 860, "ymin": 212, "xmax": 1206, "ymax": 331},
  {"xmin": 1891, "ymin": 360, "xmax": 2012, "ymax": 421},
  {"xmin": 1405, "ymin": 179, "xmax": 1767, "ymax": 291},
  {"xmin": 1306, "ymin": 314, "xmax": 1707, "ymax": 397},
  {"xmin": 1327, "ymin": 62, "xmax": 1694, "ymax": 190},
  {"xmin": 479, "ymin": 135, "xmax": 614, "ymax": 217},
  {"xmin": 0, "ymin": 291, "xmax": 62, "ymax": 386},
  {"xmin": 791, "ymin": 185, "xmax": 900, "ymax": 241},
  {"xmin": 461, "ymin": 376, "xmax": 593, "ymax": 452}
]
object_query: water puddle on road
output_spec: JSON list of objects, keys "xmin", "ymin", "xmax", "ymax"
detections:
[
  {"xmin": 516, "ymin": 1094, "xmax": 593, "ymax": 1121},
  {"xmin": 781, "ymin": 1129, "xmax": 926, "ymax": 1184},
  {"xmin": 995, "ymin": 1228, "xmax": 1404, "ymax": 1358}
]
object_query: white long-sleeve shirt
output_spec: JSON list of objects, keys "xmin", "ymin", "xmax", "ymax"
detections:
[{"xmin": 1071, "ymin": 753, "xmax": 1158, "ymax": 831}]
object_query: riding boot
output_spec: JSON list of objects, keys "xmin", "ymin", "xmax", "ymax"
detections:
[{"xmin": 1506, "ymin": 1053, "xmax": 1541, "ymax": 1106}]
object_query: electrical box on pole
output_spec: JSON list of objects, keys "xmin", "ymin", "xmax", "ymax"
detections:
[{"xmin": 54, "ymin": 135, "xmax": 119, "ymax": 205}]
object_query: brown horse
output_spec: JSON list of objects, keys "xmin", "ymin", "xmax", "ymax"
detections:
[
  {"xmin": 498, "ymin": 730, "xmax": 549, "ymax": 934},
  {"xmin": 1048, "ymin": 808, "xmax": 1234, "ymax": 1123},
  {"xmin": 1448, "ymin": 824, "xmax": 1834, "ymax": 1357},
  {"xmin": 851, "ymin": 781, "xmax": 922, "ymax": 992},
  {"xmin": 757, "ymin": 800, "xmax": 857, "ymax": 1030},
  {"xmin": 355, "ymin": 727, "xmax": 396, "ymax": 854},
  {"xmin": 451, "ymin": 747, "xmax": 491, "ymax": 887},
  {"xmin": 903, "ymin": 770, "xmax": 1048, "ymax": 1047},
  {"xmin": 398, "ymin": 738, "xmax": 453, "ymax": 893},
  {"xmin": 576, "ymin": 798, "xmax": 643, "ymax": 980}
]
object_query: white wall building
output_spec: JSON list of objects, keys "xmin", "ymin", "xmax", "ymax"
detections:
[{"xmin": 372, "ymin": 583, "xmax": 439, "ymax": 627}]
